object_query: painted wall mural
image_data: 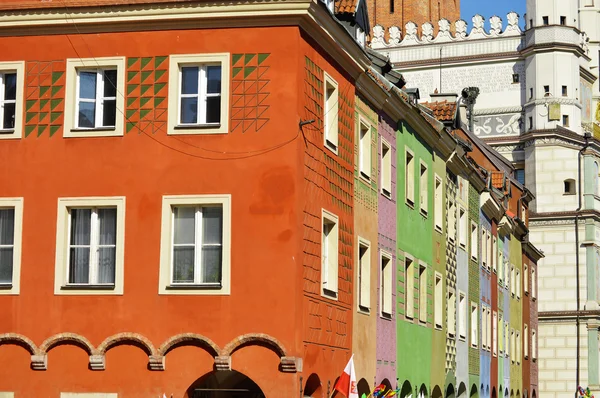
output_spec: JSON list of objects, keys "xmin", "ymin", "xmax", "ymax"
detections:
[
  {"xmin": 231, "ymin": 53, "xmax": 271, "ymax": 133},
  {"xmin": 125, "ymin": 56, "xmax": 168, "ymax": 134},
  {"xmin": 473, "ymin": 114, "xmax": 522, "ymax": 137},
  {"xmin": 24, "ymin": 61, "xmax": 65, "ymax": 138}
]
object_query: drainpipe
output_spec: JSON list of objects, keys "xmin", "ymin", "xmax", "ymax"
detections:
[{"xmin": 575, "ymin": 132, "xmax": 591, "ymax": 398}]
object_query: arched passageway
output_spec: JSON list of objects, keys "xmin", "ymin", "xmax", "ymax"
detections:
[
  {"xmin": 304, "ymin": 373, "xmax": 323, "ymax": 398},
  {"xmin": 357, "ymin": 378, "xmax": 371, "ymax": 397},
  {"xmin": 186, "ymin": 370, "xmax": 265, "ymax": 398}
]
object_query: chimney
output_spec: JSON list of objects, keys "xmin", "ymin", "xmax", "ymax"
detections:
[{"xmin": 430, "ymin": 92, "xmax": 458, "ymax": 104}]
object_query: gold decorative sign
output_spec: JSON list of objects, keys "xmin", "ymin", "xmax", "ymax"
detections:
[{"xmin": 549, "ymin": 103, "xmax": 561, "ymax": 121}]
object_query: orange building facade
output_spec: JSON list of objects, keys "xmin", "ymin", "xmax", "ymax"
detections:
[{"xmin": 0, "ymin": 1, "xmax": 373, "ymax": 396}]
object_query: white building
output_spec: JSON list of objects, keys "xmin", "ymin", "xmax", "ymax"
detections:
[{"xmin": 372, "ymin": 1, "xmax": 600, "ymax": 398}]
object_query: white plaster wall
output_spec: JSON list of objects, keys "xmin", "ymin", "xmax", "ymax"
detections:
[
  {"xmin": 529, "ymin": 223, "xmax": 586, "ymax": 313},
  {"xmin": 538, "ymin": 323, "xmax": 588, "ymax": 398},
  {"xmin": 528, "ymin": 0, "xmax": 578, "ymax": 27}
]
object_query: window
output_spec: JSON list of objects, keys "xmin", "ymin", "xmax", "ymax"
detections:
[
  {"xmin": 493, "ymin": 311, "xmax": 498, "ymax": 356},
  {"xmin": 405, "ymin": 149, "xmax": 415, "ymax": 205},
  {"xmin": 381, "ymin": 139, "xmax": 392, "ymax": 198},
  {"xmin": 512, "ymin": 74, "xmax": 519, "ymax": 84},
  {"xmin": 499, "ymin": 249, "xmax": 504, "ymax": 284},
  {"xmin": 511, "ymin": 329, "xmax": 516, "ymax": 362},
  {"xmin": 419, "ymin": 263, "xmax": 427, "ymax": 322},
  {"xmin": 359, "ymin": 118, "xmax": 371, "ymax": 180},
  {"xmin": 481, "ymin": 307, "xmax": 487, "ymax": 350},
  {"xmin": 544, "ymin": 85, "xmax": 550, "ymax": 96},
  {"xmin": 0, "ymin": 62, "xmax": 24, "ymax": 139},
  {"xmin": 470, "ymin": 223, "xmax": 478, "ymax": 260},
  {"xmin": 435, "ymin": 272, "xmax": 443, "ymax": 328},
  {"xmin": 167, "ymin": 53, "xmax": 230, "ymax": 136},
  {"xmin": 505, "ymin": 260, "xmax": 510, "ymax": 289},
  {"xmin": 532, "ymin": 267, "xmax": 537, "ymax": 299},
  {"xmin": 563, "ymin": 115, "xmax": 569, "ymax": 127},
  {"xmin": 482, "ymin": 229, "xmax": 488, "ymax": 269},
  {"xmin": 321, "ymin": 210, "xmax": 339, "ymax": 298},
  {"xmin": 511, "ymin": 265, "xmax": 515, "ymax": 296},
  {"xmin": 505, "ymin": 322, "xmax": 510, "ymax": 358},
  {"xmin": 448, "ymin": 289, "xmax": 456, "ymax": 337},
  {"xmin": 542, "ymin": 16, "xmax": 549, "ymax": 25},
  {"xmin": 529, "ymin": 116, "xmax": 533, "ymax": 130},
  {"xmin": 390, "ymin": 0, "xmax": 394, "ymax": 13},
  {"xmin": 448, "ymin": 200, "xmax": 456, "ymax": 242},
  {"xmin": 515, "ymin": 169, "xmax": 525, "ymax": 185},
  {"xmin": 516, "ymin": 269, "xmax": 521, "ymax": 299},
  {"xmin": 486, "ymin": 307, "xmax": 492, "ymax": 350},
  {"xmin": 524, "ymin": 324, "xmax": 529, "ymax": 359},
  {"xmin": 499, "ymin": 313, "xmax": 504, "ymax": 354},
  {"xmin": 562, "ymin": 85, "xmax": 568, "ymax": 96},
  {"xmin": 324, "ymin": 72, "xmax": 339, "ymax": 153},
  {"xmin": 529, "ymin": 88, "xmax": 533, "ymax": 99},
  {"xmin": 458, "ymin": 208, "xmax": 467, "ymax": 248},
  {"xmin": 405, "ymin": 256, "xmax": 415, "ymax": 319},
  {"xmin": 381, "ymin": 251, "xmax": 393, "ymax": 317},
  {"xmin": 486, "ymin": 231, "xmax": 492, "ymax": 270},
  {"xmin": 0, "ymin": 198, "xmax": 23, "ymax": 295},
  {"xmin": 420, "ymin": 162, "xmax": 428, "ymax": 215},
  {"xmin": 358, "ymin": 238, "xmax": 371, "ymax": 312},
  {"xmin": 470, "ymin": 303, "xmax": 478, "ymax": 347},
  {"xmin": 492, "ymin": 236, "xmax": 497, "ymax": 273},
  {"xmin": 529, "ymin": 19, "xmax": 533, "ymax": 28},
  {"xmin": 524, "ymin": 264, "xmax": 528, "ymax": 294},
  {"xmin": 54, "ymin": 197, "xmax": 125, "ymax": 295},
  {"xmin": 64, "ymin": 57, "xmax": 125, "ymax": 137},
  {"xmin": 532, "ymin": 329, "xmax": 537, "ymax": 360},
  {"xmin": 434, "ymin": 175, "xmax": 443, "ymax": 231},
  {"xmin": 158, "ymin": 195, "xmax": 231, "ymax": 295},
  {"xmin": 458, "ymin": 291, "xmax": 467, "ymax": 340},
  {"xmin": 560, "ymin": 16, "xmax": 566, "ymax": 25},
  {"xmin": 516, "ymin": 330, "xmax": 521, "ymax": 364},
  {"xmin": 564, "ymin": 179, "xmax": 576, "ymax": 195}
]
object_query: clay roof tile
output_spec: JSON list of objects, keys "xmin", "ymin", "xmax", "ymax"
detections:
[{"xmin": 421, "ymin": 100, "xmax": 456, "ymax": 122}]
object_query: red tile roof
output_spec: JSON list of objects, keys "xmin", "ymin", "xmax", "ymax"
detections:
[
  {"xmin": 0, "ymin": 0, "xmax": 193, "ymax": 11},
  {"xmin": 421, "ymin": 100, "xmax": 456, "ymax": 122},
  {"xmin": 335, "ymin": 0, "xmax": 357, "ymax": 14},
  {"xmin": 491, "ymin": 171, "xmax": 505, "ymax": 189}
]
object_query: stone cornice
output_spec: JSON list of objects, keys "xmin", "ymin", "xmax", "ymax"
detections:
[{"xmin": 473, "ymin": 106, "xmax": 523, "ymax": 116}]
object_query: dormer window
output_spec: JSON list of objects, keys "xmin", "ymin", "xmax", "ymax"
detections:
[{"xmin": 356, "ymin": 27, "xmax": 365, "ymax": 47}]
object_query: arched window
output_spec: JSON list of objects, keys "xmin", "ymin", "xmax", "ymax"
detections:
[{"xmin": 564, "ymin": 179, "xmax": 576, "ymax": 195}]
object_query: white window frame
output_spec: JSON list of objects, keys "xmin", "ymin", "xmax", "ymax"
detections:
[
  {"xmin": 516, "ymin": 268, "xmax": 521, "ymax": 299},
  {"xmin": 511, "ymin": 265, "xmax": 516, "ymax": 297},
  {"xmin": 357, "ymin": 237, "xmax": 371, "ymax": 312},
  {"xmin": 0, "ymin": 393, "xmax": 14, "ymax": 398},
  {"xmin": 481, "ymin": 229, "xmax": 488, "ymax": 269},
  {"xmin": 524, "ymin": 264, "xmax": 529, "ymax": 294},
  {"xmin": 499, "ymin": 313, "xmax": 504, "ymax": 354},
  {"xmin": 532, "ymin": 267, "xmax": 536, "ymax": 300},
  {"xmin": 61, "ymin": 394, "xmax": 118, "ymax": 398},
  {"xmin": 447, "ymin": 288, "xmax": 456, "ymax": 338},
  {"xmin": 434, "ymin": 271, "xmax": 443, "ymax": 329},
  {"xmin": 492, "ymin": 235, "xmax": 497, "ymax": 273},
  {"xmin": 64, "ymin": 57, "xmax": 125, "ymax": 137},
  {"xmin": 511, "ymin": 328, "xmax": 516, "ymax": 363},
  {"xmin": 321, "ymin": 209, "xmax": 339, "ymax": 299},
  {"xmin": 532, "ymin": 329, "xmax": 537, "ymax": 361},
  {"xmin": 458, "ymin": 207, "xmax": 467, "ymax": 248},
  {"xmin": 405, "ymin": 255, "xmax": 415, "ymax": 319},
  {"xmin": 486, "ymin": 231, "xmax": 491, "ymax": 270},
  {"xmin": 74, "ymin": 69, "xmax": 117, "ymax": 130},
  {"xmin": 499, "ymin": 249, "xmax": 504, "ymax": 284},
  {"xmin": 419, "ymin": 161, "xmax": 428, "ymax": 215},
  {"xmin": 505, "ymin": 321, "xmax": 510, "ymax": 358},
  {"xmin": 323, "ymin": 72, "xmax": 339, "ymax": 154},
  {"xmin": 158, "ymin": 195, "xmax": 231, "ymax": 295},
  {"xmin": 470, "ymin": 222, "xmax": 478, "ymax": 260},
  {"xmin": 458, "ymin": 291, "xmax": 467, "ymax": 340},
  {"xmin": 358, "ymin": 117, "xmax": 371, "ymax": 181},
  {"xmin": 381, "ymin": 250, "xmax": 393, "ymax": 318},
  {"xmin": 486, "ymin": 307, "xmax": 492, "ymax": 351},
  {"xmin": 0, "ymin": 62, "xmax": 24, "ymax": 139},
  {"xmin": 516, "ymin": 330, "xmax": 521, "ymax": 364},
  {"xmin": 167, "ymin": 53, "xmax": 230, "ymax": 136},
  {"xmin": 448, "ymin": 200, "xmax": 456, "ymax": 242},
  {"xmin": 0, "ymin": 198, "xmax": 23, "ymax": 295},
  {"xmin": 481, "ymin": 306, "xmax": 488, "ymax": 350},
  {"xmin": 405, "ymin": 148, "xmax": 415, "ymax": 206},
  {"xmin": 418, "ymin": 262, "xmax": 428, "ymax": 323},
  {"xmin": 54, "ymin": 197, "xmax": 125, "ymax": 295},
  {"xmin": 381, "ymin": 138, "xmax": 392, "ymax": 198},
  {"xmin": 524, "ymin": 323, "xmax": 529, "ymax": 359},
  {"xmin": 493, "ymin": 311, "xmax": 498, "ymax": 357},
  {"xmin": 434, "ymin": 174, "xmax": 443, "ymax": 232},
  {"xmin": 470, "ymin": 302, "xmax": 478, "ymax": 347}
]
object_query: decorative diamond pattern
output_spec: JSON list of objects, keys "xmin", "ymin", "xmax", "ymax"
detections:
[
  {"xmin": 231, "ymin": 53, "xmax": 270, "ymax": 133},
  {"xmin": 24, "ymin": 61, "xmax": 65, "ymax": 138}
]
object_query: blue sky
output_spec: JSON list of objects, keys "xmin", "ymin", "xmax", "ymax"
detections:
[{"xmin": 461, "ymin": 0, "xmax": 525, "ymax": 26}]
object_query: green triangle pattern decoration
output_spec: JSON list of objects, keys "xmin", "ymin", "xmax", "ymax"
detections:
[
  {"xmin": 125, "ymin": 56, "xmax": 169, "ymax": 134},
  {"xmin": 24, "ymin": 60, "xmax": 65, "ymax": 138},
  {"xmin": 231, "ymin": 53, "xmax": 271, "ymax": 133}
]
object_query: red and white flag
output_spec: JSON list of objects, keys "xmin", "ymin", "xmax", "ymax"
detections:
[{"xmin": 333, "ymin": 354, "xmax": 359, "ymax": 398}]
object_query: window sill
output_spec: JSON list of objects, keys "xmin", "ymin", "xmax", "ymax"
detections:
[
  {"xmin": 324, "ymin": 140, "xmax": 338, "ymax": 155},
  {"xmin": 65, "ymin": 127, "xmax": 122, "ymax": 138},
  {"xmin": 359, "ymin": 172, "xmax": 371, "ymax": 184},
  {"xmin": 174, "ymin": 123, "xmax": 220, "ymax": 130},
  {"xmin": 168, "ymin": 123, "xmax": 226, "ymax": 135},
  {"xmin": 381, "ymin": 312, "xmax": 392, "ymax": 320},
  {"xmin": 471, "ymin": 344, "xmax": 478, "ymax": 349},
  {"xmin": 61, "ymin": 284, "xmax": 115, "ymax": 290},
  {"xmin": 0, "ymin": 129, "xmax": 21, "ymax": 140},
  {"xmin": 381, "ymin": 189, "xmax": 392, "ymax": 200},
  {"xmin": 167, "ymin": 283, "xmax": 222, "ymax": 290},
  {"xmin": 0, "ymin": 283, "xmax": 13, "ymax": 289},
  {"xmin": 434, "ymin": 225, "xmax": 443, "ymax": 234},
  {"xmin": 358, "ymin": 305, "xmax": 370, "ymax": 315},
  {"xmin": 458, "ymin": 335, "xmax": 466, "ymax": 342},
  {"xmin": 405, "ymin": 199, "xmax": 414, "ymax": 209},
  {"xmin": 420, "ymin": 209, "xmax": 428, "ymax": 218},
  {"xmin": 0, "ymin": 129, "xmax": 15, "ymax": 134},
  {"xmin": 322, "ymin": 288, "xmax": 338, "ymax": 300}
]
